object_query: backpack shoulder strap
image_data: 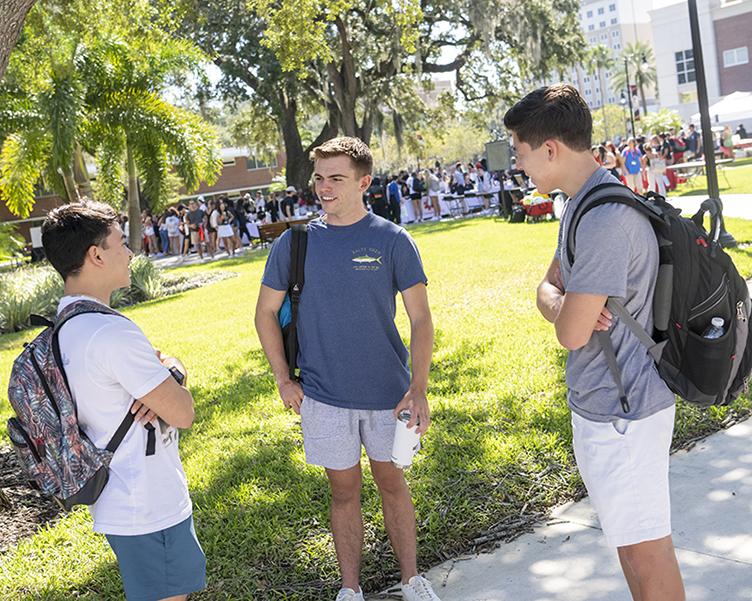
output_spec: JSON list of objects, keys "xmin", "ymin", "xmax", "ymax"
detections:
[
  {"xmin": 288, "ymin": 225, "xmax": 308, "ymax": 381},
  {"xmin": 51, "ymin": 300, "xmax": 138, "ymax": 455},
  {"xmin": 565, "ymin": 182, "xmax": 661, "ymax": 267}
]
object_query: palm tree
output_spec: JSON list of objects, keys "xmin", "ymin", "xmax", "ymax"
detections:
[
  {"xmin": 585, "ymin": 45, "xmax": 614, "ymax": 141},
  {"xmin": 609, "ymin": 41, "xmax": 658, "ymax": 122},
  {"xmin": 80, "ymin": 38, "xmax": 221, "ymax": 254},
  {"xmin": 0, "ymin": 65, "xmax": 84, "ymax": 217}
]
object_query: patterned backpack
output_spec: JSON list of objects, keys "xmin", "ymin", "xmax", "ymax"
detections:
[{"xmin": 6, "ymin": 300, "xmax": 148, "ymax": 511}]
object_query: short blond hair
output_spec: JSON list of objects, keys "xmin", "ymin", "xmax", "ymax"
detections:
[{"xmin": 309, "ymin": 136, "xmax": 373, "ymax": 176}]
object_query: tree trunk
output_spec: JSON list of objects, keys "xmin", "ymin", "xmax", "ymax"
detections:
[
  {"xmin": 327, "ymin": 17, "xmax": 360, "ymax": 139},
  {"xmin": 639, "ymin": 81, "xmax": 648, "ymax": 118},
  {"xmin": 599, "ymin": 66, "xmax": 609, "ymax": 140},
  {"xmin": 62, "ymin": 166, "xmax": 79, "ymax": 203},
  {"xmin": 73, "ymin": 143, "xmax": 94, "ymax": 200},
  {"xmin": 0, "ymin": 0, "xmax": 36, "ymax": 84},
  {"xmin": 126, "ymin": 142, "xmax": 141, "ymax": 255}
]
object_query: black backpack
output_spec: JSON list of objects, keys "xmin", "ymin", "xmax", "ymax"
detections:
[
  {"xmin": 566, "ymin": 183, "xmax": 752, "ymax": 409},
  {"xmin": 278, "ymin": 224, "xmax": 308, "ymax": 381}
]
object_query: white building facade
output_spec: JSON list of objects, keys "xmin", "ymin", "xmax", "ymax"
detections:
[{"xmin": 649, "ymin": 0, "xmax": 752, "ymax": 122}]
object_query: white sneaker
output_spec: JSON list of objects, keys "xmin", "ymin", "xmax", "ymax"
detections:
[
  {"xmin": 199, "ymin": 258, "xmax": 206, "ymax": 263},
  {"xmin": 402, "ymin": 575, "xmax": 441, "ymax": 600},
  {"xmin": 335, "ymin": 587, "xmax": 364, "ymax": 601}
]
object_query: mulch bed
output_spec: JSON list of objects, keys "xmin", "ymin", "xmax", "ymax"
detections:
[{"xmin": 0, "ymin": 444, "xmax": 62, "ymax": 555}]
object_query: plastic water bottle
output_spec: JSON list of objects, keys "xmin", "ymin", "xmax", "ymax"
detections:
[
  {"xmin": 702, "ymin": 317, "xmax": 725, "ymax": 339},
  {"xmin": 391, "ymin": 411, "xmax": 421, "ymax": 469}
]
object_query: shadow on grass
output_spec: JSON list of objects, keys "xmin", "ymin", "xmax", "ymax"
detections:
[{"xmin": 12, "ymin": 343, "xmax": 579, "ymax": 601}]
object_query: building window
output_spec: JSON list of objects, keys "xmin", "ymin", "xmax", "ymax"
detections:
[
  {"xmin": 723, "ymin": 47, "xmax": 749, "ymax": 68},
  {"xmin": 590, "ymin": 36, "xmax": 597, "ymax": 43},
  {"xmin": 599, "ymin": 21, "xmax": 606, "ymax": 27},
  {"xmin": 246, "ymin": 155, "xmax": 277, "ymax": 170},
  {"xmin": 601, "ymin": 33, "xmax": 608, "ymax": 40},
  {"xmin": 594, "ymin": 74, "xmax": 599, "ymax": 81},
  {"xmin": 585, "ymin": 89, "xmax": 592, "ymax": 96},
  {"xmin": 676, "ymin": 49, "xmax": 696, "ymax": 84},
  {"xmin": 584, "ymin": 76, "xmax": 591, "ymax": 83},
  {"xmin": 598, "ymin": 7, "xmax": 605, "ymax": 14},
  {"xmin": 611, "ymin": 18, "xmax": 617, "ymax": 24},
  {"xmin": 587, "ymin": 10, "xmax": 593, "ymax": 17},
  {"xmin": 614, "ymin": 43, "xmax": 621, "ymax": 50},
  {"xmin": 612, "ymin": 30, "xmax": 619, "ymax": 37},
  {"xmin": 609, "ymin": 3, "xmax": 616, "ymax": 10},
  {"xmin": 222, "ymin": 158, "xmax": 236, "ymax": 167},
  {"xmin": 588, "ymin": 24, "xmax": 594, "ymax": 31},
  {"xmin": 605, "ymin": 71, "xmax": 611, "ymax": 77}
]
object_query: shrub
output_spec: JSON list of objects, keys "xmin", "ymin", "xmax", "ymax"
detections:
[
  {"xmin": 0, "ymin": 267, "xmax": 64, "ymax": 333},
  {"xmin": 128, "ymin": 255, "xmax": 165, "ymax": 303}
]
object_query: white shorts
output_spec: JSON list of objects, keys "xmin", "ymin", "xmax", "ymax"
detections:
[
  {"xmin": 572, "ymin": 404, "xmax": 675, "ymax": 547},
  {"xmin": 300, "ymin": 396, "xmax": 396, "ymax": 470}
]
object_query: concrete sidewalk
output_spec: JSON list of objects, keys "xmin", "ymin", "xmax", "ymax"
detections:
[
  {"xmin": 379, "ymin": 420, "xmax": 752, "ymax": 600},
  {"xmin": 669, "ymin": 193, "xmax": 752, "ymax": 221}
]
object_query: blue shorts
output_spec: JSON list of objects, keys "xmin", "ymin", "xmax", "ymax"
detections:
[{"xmin": 105, "ymin": 516, "xmax": 206, "ymax": 601}]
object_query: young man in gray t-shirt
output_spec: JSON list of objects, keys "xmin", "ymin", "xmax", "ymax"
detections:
[{"xmin": 504, "ymin": 85, "xmax": 685, "ymax": 600}]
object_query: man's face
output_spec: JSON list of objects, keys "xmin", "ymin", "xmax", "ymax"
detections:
[
  {"xmin": 189, "ymin": 201, "xmax": 197, "ymax": 211},
  {"xmin": 99, "ymin": 224, "xmax": 133, "ymax": 289},
  {"xmin": 314, "ymin": 155, "xmax": 371, "ymax": 219},
  {"xmin": 513, "ymin": 140, "xmax": 556, "ymax": 194}
]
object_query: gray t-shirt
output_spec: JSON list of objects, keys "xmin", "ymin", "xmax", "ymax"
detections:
[
  {"xmin": 556, "ymin": 167, "xmax": 675, "ymax": 422},
  {"xmin": 261, "ymin": 213, "xmax": 428, "ymax": 411}
]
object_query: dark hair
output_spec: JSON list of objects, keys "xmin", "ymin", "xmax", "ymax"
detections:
[
  {"xmin": 42, "ymin": 199, "xmax": 119, "ymax": 281},
  {"xmin": 503, "ymin": 84, "xmax": 592, "ymax": 152},
  {"xmin": 310, "ymin": 136, "xmax": 373, "ymax": 176}
]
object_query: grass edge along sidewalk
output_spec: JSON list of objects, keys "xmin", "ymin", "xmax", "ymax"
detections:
[{"xmin": 1, "ymin": 217, "xmax": 751, "ymax": 600}]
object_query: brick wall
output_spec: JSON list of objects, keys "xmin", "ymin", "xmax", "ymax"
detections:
[{"xmin": 714, "ymin": 13, "xmax": 752, "ymax": 96}]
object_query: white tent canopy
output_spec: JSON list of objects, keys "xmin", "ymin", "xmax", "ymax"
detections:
[{"xmin": 690, "ymin": 91, "xmax": 752, "ymax": 126}]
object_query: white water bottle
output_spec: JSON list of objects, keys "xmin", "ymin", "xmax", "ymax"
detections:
[
  {"xmin": 391, "ymin": 411, "xmax": 421, "ymax": 469},
  {"xmin": 702, "ymin": 317, "xmax": 725, "ymax": 339}
]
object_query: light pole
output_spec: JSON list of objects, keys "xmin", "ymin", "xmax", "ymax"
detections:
[
  {"xmin": 620, "ymin": 93, "xmax": 629, "ymax": 140},
  {"xmin": 687, "ymin": 0, "xmax": 736, "ymax": 246},
  {"xmin": 624, "ymin": 57, "xmax": 635, "ymax": 136}
]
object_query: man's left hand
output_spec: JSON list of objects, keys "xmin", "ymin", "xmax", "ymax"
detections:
[
  {"xmin": 130, "ymin": 400, "xmax": 158, "ymax": 425},
  {"xmin": 394, "ymin": 389, "xmax": 430, "ymax": 435}
]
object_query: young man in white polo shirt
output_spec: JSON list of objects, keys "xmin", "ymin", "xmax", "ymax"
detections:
[
  {"xmin": 505, "ymin": 85, "xmax": 685, "ymax": 600},
  {"xmin": 41, "ymin": 199, "xmax": 205, "ymax": 601}
]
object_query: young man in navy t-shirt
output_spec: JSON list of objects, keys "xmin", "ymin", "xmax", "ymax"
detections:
[{"xmin": 255, "ymin": 137, "xmax": 440, "ymax": 601}]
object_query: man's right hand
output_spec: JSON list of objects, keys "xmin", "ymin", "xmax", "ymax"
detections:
[{"xmin": 278, "ymin": 378, "xmax": 304, "ymax": 414}]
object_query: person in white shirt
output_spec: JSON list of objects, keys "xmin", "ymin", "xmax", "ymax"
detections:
[
  {"xmin": 41, "ymin": 199, "xmax": 205, "ymax": 601},
  {"xmin": 475, "ymin": 163, "xmax": 493, "ymax": 214}
]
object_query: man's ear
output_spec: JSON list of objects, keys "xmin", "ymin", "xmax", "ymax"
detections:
[
  {"xmin": 360, "ymin": 174, "xmax": 373, "ymax": 192},
  {"xmin": 544, "ymin": 139, "xmax": 559, "ymax": 161},
  {"xmin": 85, "ymin": 244, "xmax": 104, "ymax": 267}
]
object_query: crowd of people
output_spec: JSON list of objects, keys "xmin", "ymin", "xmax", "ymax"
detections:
[
  {"xmin": 123, "ymin": 188, "xmax": 321, "ymax": 261},
  {"xmin": 366, "ymin": 161, "xmax": 504, "ymax": 224},
  {"xmin": 591, "ymin": 121, "xmax": 748, "ymax": 198}
]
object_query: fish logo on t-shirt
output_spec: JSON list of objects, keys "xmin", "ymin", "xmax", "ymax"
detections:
[
  {"xmin": 352, "ymin": 255, "xmax": 382, "ymax": 264},
  {"xmin": 352, "ymin": 248, "xmax": 383, "ymax": 271}
]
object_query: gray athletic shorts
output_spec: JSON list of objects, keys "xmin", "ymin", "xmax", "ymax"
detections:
[{"xmin": 300, "ymin": 396, "xmax": 396, "ymax": 470}]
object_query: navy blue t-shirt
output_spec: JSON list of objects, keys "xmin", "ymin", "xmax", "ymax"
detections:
[{"xmin": 261, "ymin": 213, "xmax": 428, "ymax": 410}]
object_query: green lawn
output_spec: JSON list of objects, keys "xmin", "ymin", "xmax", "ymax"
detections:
[
  {"xmin": 1, "ymin": 218, "xmax": 750, "ymax": 600},
  {"xmin": 674, "ymin": 157, "xmax": 752, "ymax": 196}
]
